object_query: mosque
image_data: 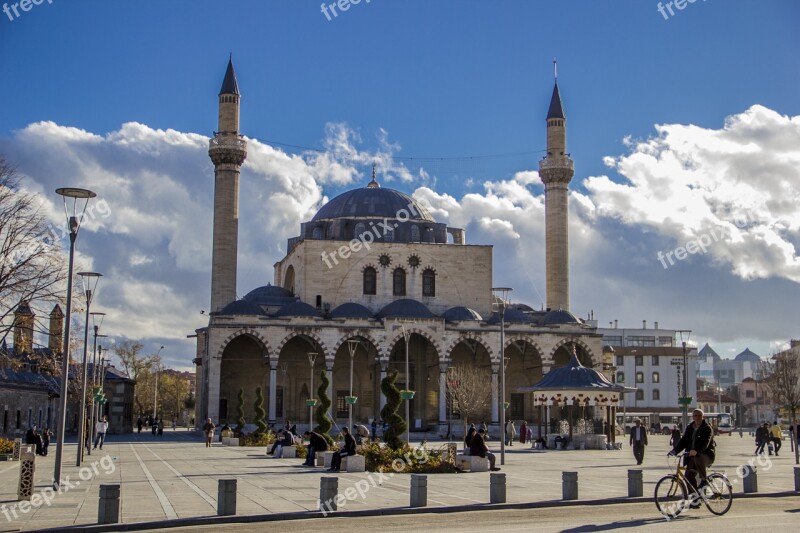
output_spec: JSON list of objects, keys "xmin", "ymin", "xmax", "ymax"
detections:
[{"xmin": 193, "ymin": 59, "xmax": 604, "ymax": 435}]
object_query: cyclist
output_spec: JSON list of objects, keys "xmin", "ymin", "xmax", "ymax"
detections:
[{"xmin": 669, "ymin": 409, "xmax": 716, "ymax": 508}]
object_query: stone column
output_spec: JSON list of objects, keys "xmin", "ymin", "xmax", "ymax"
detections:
[
  {"xmin": 268, "ymin": 362, "xmax": 277, "ymax": 425},
  {"xmin": 491, "ymin": 367, "xmax": 499, "ymax": 424},
  {"xmin": 379, "ymin": 362, "xmax": 388, "ymax": 411},
  {"xmin": 438, "ymin": 363, "xmax": 448, "ymax": 425},
  {"xmin": 206, "ymin": 354, "xmax": 221, "ymax": 423}
]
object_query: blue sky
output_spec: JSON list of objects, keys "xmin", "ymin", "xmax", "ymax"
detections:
[{"xmin": 1, "ymin": 1, "xmax": 799, "ymax": 368}]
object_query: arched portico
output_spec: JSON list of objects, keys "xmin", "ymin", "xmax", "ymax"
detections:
[
  {"xmin": 219, "ymin": 334, "xmax": 269, "ymax": 425},
  {"xmin": 387, "ymin": 332, "xmax": 440, "ymax": 431},
  {"xmin": 275, "ymin": 334, "xmax": 325, "ymax": 432},
  {"xmin": 331, "ymin": 335, "xmax": 381, "ymax": 426}
]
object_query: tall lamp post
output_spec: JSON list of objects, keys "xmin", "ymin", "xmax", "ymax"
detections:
[
  {"xmin": 308, "ymin": 352, "xmax": 318, "ymax": 432},
  {"xmin": 399, "ymin": 323, "xmax": 412, "ymax": 444},
  {"xmin": 76, "ymin": 272, "xmax": 101, "ymax": 466},
  {"xmin": 677, "ymin": 330, "xmax": 692, "ymax": 433},
  {"xmin": 346, "ymin": 339, "xmax": 360, "ymax": 431},
  {"xmin": 153, "ymin": 346, "xmax": 164, "ymax": 422},
  {"xmin": 53, "ymin": 186, "xmax": 96, "ymax": 490},
  {"xmin": 88, "ymin": 313, "xmax": 107, "ymax": 449},
  {"xmin": 493, "ymin": 287, "xmax": 512, "ymax": 466}
]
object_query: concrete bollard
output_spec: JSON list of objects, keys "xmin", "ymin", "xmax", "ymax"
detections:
[
  {"xmin": 217, "ymin": 479, "xmax": 237, "ymax": 516},
  {"xmin": 17, "ymin": 450, "xmax": 35, "ymax": 501},
  {"xmin": 319, "ymin": 476, "xmax": 339, "ymax": 513},
  {"xmin": 562, "ymin": 471, "xmax": 578, "ymax": 500},
  {"xmin": 741, "ymin": 464, "xmax": 758, "ymax": 493},
  {"xmin": 490, "ymin": 472, "xmax": 506, "ymax": 504},
  {"xmin": 627, "ymin": 469, "xmax": 643, "ymax": 497},
  {"xmin": 795, "ymin": 467, "xmax": 800, "ymax": 492},
  {"xmin": 410, "ymin": 474, "xmax": 427, "ymax": 507},
  {"xmin": 98, "ymin": 484, "xmax": 121, "ymax": 524}
]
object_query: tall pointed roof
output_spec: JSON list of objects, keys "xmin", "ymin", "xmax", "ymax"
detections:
[
  {"xmin": 698, "ymin": 342, "xmax": 720, "ymax": 362},
  {"xmin": 219, "ymin": 57, "xmax": 240, "ymax": 96},
  {"xmin": 547, "ymin": 82, "xmax": 565, "ymax": 119}
]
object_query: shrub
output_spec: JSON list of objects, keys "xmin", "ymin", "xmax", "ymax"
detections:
[
  {"xmin": 360, "ymin": 442, "xmax": 457, "ymax": 474},
  {"xmin": 314, "ymin": 370, "xmax": 333, "ymax": 443},
  {"xmin": 235, "ymin": 388, "xmax": 246, "ymax": 434},
  {"xmin": 0, "ymin": 437, "xmax": 13, "ymax": 454},
  {"xmin": 380, "ymin": 371, "xmax": 406, "ymax": 449},
  {"xmin": 240, "ymin": 431, "xmax": 276, "ymax": 447}
]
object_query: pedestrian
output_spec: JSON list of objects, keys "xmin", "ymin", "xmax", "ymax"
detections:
[
  {"xmin": 152, "ymin": 418, "xmax": 158, "ymax": 436},
  {"xmin": 94, "ymin": 416, "xmax": 109, "ymax": 449},
  {"xmin": 505, "ymin": 419, "xmax": 516, "ymax": 446},
  {"xmin": 768, "ymin": 420, "xmax": 782, "ymax": 456},
  {"xmin": 669, "ymin": 425, "xmax": 681, "ymax": 448},
  {"xmin": 302, "ymin": 430, "xmax": 329, "ymax": 466},
  {"xmin": 470, "ymin": 428, "xmax": 500, "ymax": 471},
  {"xmin": 353, "ymin": 423, "xmax": 370, "ymax": 445},
  {"xmin": 203, "ymin": 418, "xmax": 215, "ymax": 447},
  {"xmin": 629, "ymin": 418, "xmax": 648, "ymax": 465},
  {"xmin": 755, "ymin": 422, "xmax": 769, "ymax": 455},
  {"xmin": 519, "ymin": 421, "xmax": 528, "ymax": 444},
  {"xmin": 329, "ymin": 427, "xmax": 356, "ymax": 472},
  {"xmin": 464, "ymin": 426, "xmax": 476, "ymax": 452},
  {"xmin": 136, "ymin": 417, "xmax": 143, "ymax": 434},
  {"xmin": 172, "ymin": 417, "xmax": 177, "ymax": 430},
  {"xmin": 370, "ymin": 419, "xmax": 378, "ymax": 442},
  {"xmin": 41, "ymin": 427, "xmax": 52, "ymax": 456},
  {"xmin": 158, "ymin": 419, "xmax": 164, "ymax": 436}
]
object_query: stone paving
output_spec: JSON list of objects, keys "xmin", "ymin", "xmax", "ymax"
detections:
[{"xmin": 0, "ymin": 429, "xmax": 796, "ymax": 531}]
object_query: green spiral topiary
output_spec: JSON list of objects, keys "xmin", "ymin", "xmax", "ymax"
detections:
[
  {"xmin": 380, "ymin": 371, "xmax": 407, "ymax": 449},
  {"xmin": 236, "ymin": 387, "xmax": 246, "ymax": 434},
  {"xmin": 253, "ymin": 386, "xmax": 267, "ymax": 435},
  {"xmin": 314, "ymin": 370, "xmax": 333, "ymax": 439}
]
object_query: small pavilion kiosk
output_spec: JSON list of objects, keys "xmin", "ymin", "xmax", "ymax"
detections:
[{"xmin": 518, "ymin": 347, "xmax": 630, "ymax": 449}]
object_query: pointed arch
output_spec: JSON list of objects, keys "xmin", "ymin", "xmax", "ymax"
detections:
[{"xmin": 214, "ymin": 328, "xmax": 272, "ymax": 360}]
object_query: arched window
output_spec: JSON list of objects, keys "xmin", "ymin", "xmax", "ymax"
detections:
[
  {"xmin": 312, "ymin": 226, "xmax": 322, "ymax": 239},
  {"xmin": 384, "ymin": 226, "xmax": 395, "ymax": 242},
  {"xmin": 354, "ymin": 222, "xmax": 366, "ymax": 239},
  {"xmin": 652, "ymin": 389, "xmax": 660, "ymax": 401},
  {"xmin": 393, "ymin": 268, "xmax": 406, "ymax": 296},
  {"xmin": 363, "ymin": 267, "xmax": 376, "ymax": 295},
  {"xmin": 410, "ymin": 225, "xmax": 420, "ymax": 242},
  {"xmin": 652, "ymin": 372, "xmax": 660, "ymax": 383},
  {"xmin": 636, "ymin": 389, "xmax": 644, "ymax": 401},
  {"xmin": 422, "ymin": 268, "xmax": 435, "ymax": 297},
  {"xmin": 325, "ymin": 224, "xmax": 334, "ymax": 239}
]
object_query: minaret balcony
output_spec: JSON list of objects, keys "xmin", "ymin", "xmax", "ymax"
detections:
[
  {"xmin": 209, "ymin": 135, "xmax": 248, "ymax": 166},
  {"xmin": 209, "ymin": 135, "xmax": 247, "ymax": 150},
  {"xmin": 538, "ymin": 157, "xmax": 574, "ymax": 171}
]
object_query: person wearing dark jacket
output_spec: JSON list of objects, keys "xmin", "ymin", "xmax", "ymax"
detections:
[
  {"xmin": 754, "ymin": 423, "xmax": 769, "ymax": 455},
  {"xmin": 268, "ymin": 429, "xmax": 294, "ymax": 456},
  {"xmin": 670, "ymin": 409, "xmax": 715, "ymax": 506},
  {"xmin": 302, "ymin": 430, "xmax": 329, "ymax": 466},
  {"xmin": 464, "ymin": 427, "xmax": 476, "ymax": 452},
  {"xmin": 329, "ymin": 427, "xmax": 357, "ymax": 471},
  {"xmin": 469, "ymin": 428, "xmax": 500, "ymax": 471},
  {"xmin": 669, "ymin": 425, "xmax": 681, "ymax": 448}
]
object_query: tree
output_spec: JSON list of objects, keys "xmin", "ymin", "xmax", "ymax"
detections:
[
  {"xmin": 0, "ymin": 157, "xmax": 68, "ymax": 345},
  {"xmin": 446, "ymin": 363, "xmax": 492, "ymax": 434},
  {"xmin": 253, "ymin": 387, "xmax": 267, "ymax": 435},
  {"xmin": 314, "ymin": 370, "xmax": 333, "ymax": 438},
  {"xmin": 235, "ymin": 388, "xmax": 246, "ymax": 432},
  {"xmin": 380, "ymin": 371, "xmax": 406, "ymax": 449},
  {"xmin": 114, "ymin": 340, "xmax": 156, "ymax": 415},
  {"xmin": 762, "ymin": 347, "xmax": 800, "ymax": 463}
]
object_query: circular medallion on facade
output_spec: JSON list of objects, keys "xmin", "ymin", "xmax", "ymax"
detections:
[
  {"xmin": 407, "ymin": 254, "xmax": 420, "ymax": 268},
  {"xmin": 379, "ymin": 254, "xmax": 391, "ymax": 267}
]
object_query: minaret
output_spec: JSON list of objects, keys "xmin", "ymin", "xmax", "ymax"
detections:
[
  {"xmin": 13, "ymin": 300, "xmax": 34, "ymax": 354},
  {"xmin": 49, "ymin": 304, "xmax": 64, "ymax": 354},
  {"xmin": 209, "ymin": 57, "xmax": 247, "ymax": 313},
  {"xmin": 538, "ymin": 62, "xmax": 574, "ymax": 311}
]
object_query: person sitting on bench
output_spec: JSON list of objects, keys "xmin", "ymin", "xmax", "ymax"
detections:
[{"xmin": 329, "ymin": 427, "xmax": 357, "ymax": 472}]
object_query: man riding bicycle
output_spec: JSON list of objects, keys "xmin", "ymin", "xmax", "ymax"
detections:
[{"xmin": 669, "ymin": 408, "xmax": 716, "ymax": 508}]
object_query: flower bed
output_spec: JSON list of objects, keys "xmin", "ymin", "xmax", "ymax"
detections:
[{"xmin": 361, "ymin": 442, "xmax": 458, "ymax": 473}]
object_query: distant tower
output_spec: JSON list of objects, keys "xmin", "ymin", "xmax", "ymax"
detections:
[
  {"xmin": 13, "ymin": 300, "xmax": 34, "ymax": 354},
  {"xmin": 538, "ymin": 62, "xmax": 574, "ymax": 312},
  {"xmin": 49, "ymin": 304, "xmax": 64, "ymax": 354},
  {"xmin": 209, "ymin": 57, "xmax": 247, "ymax": 313}
]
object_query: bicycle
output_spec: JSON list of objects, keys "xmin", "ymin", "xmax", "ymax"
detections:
[{"xmin": 654, "ymin": 451, "xmax": 733, "ymax": 518}]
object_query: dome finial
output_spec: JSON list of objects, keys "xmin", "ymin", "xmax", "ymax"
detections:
[{"xmin": 367, "ymin": 162, "xmax": 380, "ymax": 188}]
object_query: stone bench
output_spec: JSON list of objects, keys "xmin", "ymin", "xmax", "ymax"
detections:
[
  {"xmin": 277, "ymin": 445, "xmax": 296, "ymax": 458},
  {"xmin": 322, "ymin": 451, "xmax": 337, "ymax": 467},
  {"xmin": 315, "ymin": 452, "xmax": 326, "ymax": 467},
  {"xmin": 221, "ymin": 437, "xmax": 239, "ymax": 446},
  {"xmin": 456, "ymin": 454, "xmax": 489, "ymax": 472},
  {"xmin": 342, "ymin": 454, "xmax": 365, "ymax": 472}
]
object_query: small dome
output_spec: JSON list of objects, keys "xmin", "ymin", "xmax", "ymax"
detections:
[
  {"xmin": 486, "ymin": 308, "xmax": 532, "ymax": 324},
  {"xmin": 376, "ymin": 299, "xmax": 436, "ymax": 319},
  {"xmin": 442, "ymin": 306, "xmax": 483, "ymax": 322},
  {"xmin": 244, "ymin": 284, "xmax": 295, "ymax": 306},
  {"xmin": 540, "ymin": 309, "xmax": 581, "ymax": 325},
  {"xmin": 218, "ymin": 300, "xmax": 268, "ymax": 316},
  {"xmin": 312, "ymin": 187, "xmax": 434, "ymax": 222},
  {"xmin": 330, "ymin": 303, "xmax": 373, "ymax": 319},
  {"xmin": 273, "ymin": 301, "xmax": 323, "ymax": 318}
]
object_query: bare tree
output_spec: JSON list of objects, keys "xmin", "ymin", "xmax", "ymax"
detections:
[
  {"xmin": 114, "ymin": 340, "xmax": 157, "ymax": 415},
  {"xmin": 446, "ymin": 363, "xmax": 492, "ymax": 435},
  {"xmin": 0, "ymin": 156, "xmax": 68, "ymax": 345},
  {"xmin": 761, "ymin": 347, "xmax": 800, "ymax": 464}
]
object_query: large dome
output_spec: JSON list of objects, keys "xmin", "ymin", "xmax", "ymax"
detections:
[{"xmin": 312, "ymin": 187, "xmax": 434, "ymax": 222}]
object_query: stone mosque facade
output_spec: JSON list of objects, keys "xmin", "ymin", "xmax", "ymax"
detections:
[{"xmin": 193, "ymin": 60, "xmax": 604, "ymax": 434}]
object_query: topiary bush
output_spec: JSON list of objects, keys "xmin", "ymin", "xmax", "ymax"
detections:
[
  {"xmin": 253, "ymin": 386, "xmax": 267, "ymax": 435},
  {"xmin": 236, "ymin": 388, "xmax": 246, "ymax": 435},
  {"xmin": 314, "ymin": 369, "xmax": 333, "ymax": 442},
  {"xmin": 380, "ymin": 371, "xmax": 407, "ymax": 450}
]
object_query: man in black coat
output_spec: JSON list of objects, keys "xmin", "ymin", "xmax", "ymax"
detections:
[
  {"xmin": 629, "ymin": 418, "xmax": 648, "ymax": 465},
  {"xmin": 302, "ymin": 430, "xmax": 329, "ymax": 466},
  {"xmin": 268, "ymin": 429, "xmax": 294, "ymax": 456},
  {"xmin": 329, "ymin": 427, "xmax": 357, "ymax": 472},
  {"xmin": 469, "ymin": 428, "xmax": 500, "ymax": 471},
  {"xmin": 670, "ymin": 409, "xmax": 715, "ymax": 506}
]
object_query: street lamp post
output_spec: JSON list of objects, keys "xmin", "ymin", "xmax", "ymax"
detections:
[
  {"xmin": 53, "ymin": 186, "xmax": 96, "ymax": 490},
  {"xmin": 346, "ymin": 339, "xmax": 360, "ymax": 431},
  {"xmin": 88, "ymin": 312, "xmax": 106, "ymax": 449},
  {"xmin": 153, "ymin": 346, "xmax": 164, "ymax": 422},
  {"xmin": 492, "ymin": 287, "xmax": 512, "ymax": 466},
  {"xmin": 400, "ymin": 324, "xmax": 411, "ymax": 445},
  {"xmin": 308, "ymin": 352, "xmax": 317, "ymax": 432},
  {"xmin": 76, "ymin": 272, "xmax": 101, "ymax": 466}
]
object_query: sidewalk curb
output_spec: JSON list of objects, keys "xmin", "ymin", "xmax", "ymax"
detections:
[{"xmin": 35, "ymin": 491, "xmax": 799, "ymax": 532}]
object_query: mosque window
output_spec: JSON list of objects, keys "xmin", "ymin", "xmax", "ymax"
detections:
[
  {"xmin": 354, "ymin": 222, "xmax": 366, "ymax": 238},
  {"xmin": 407, "ymin": 254, "xmax": 420, "ymax": 268},
  {"xmin": 410, "ymin": 225, "xmax": 420, "ymax": 242},
  {"xmin": 422, "ymin": 268, "xmax": 435, "ymax": 297},
  {"xmin": 326, "ymin": 224, "xmax": 334, "ymax": 239},
  {"xmin": 393, "ymin": 268, "xmax": 406, "ymax": 296},
  {"xmin": 363, "ymin": 267, "xmax": 376, "ymax": 295},
  {"xmin": 312, "ymin": 226, "xmax": 322, "ymax": 239},
  {"xmin": 379, "ymin": 254, "xmax": 391, "ymax": 267},
  {"xmin": 384, "ymin": 227, "xmax": 395, "ymax": 242}
]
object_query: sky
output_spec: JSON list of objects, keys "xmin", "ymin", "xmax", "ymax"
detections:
[{"xmin": 1, "ymin": 0, "xmax": 799, "ymax": 370}]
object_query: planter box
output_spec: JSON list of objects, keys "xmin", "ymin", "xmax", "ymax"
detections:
[
  {"xmin": 322, "ymin": 451, "xmax": 337, "ymax": 468},
  {"xmin": 456, "ymin": 454, "xmax": 489, "ymax": 472},
  {"xmin": 342, "ymin": 454, "xmax": 365, "ymax": 472}
]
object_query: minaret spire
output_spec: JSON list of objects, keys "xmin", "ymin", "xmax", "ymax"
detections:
[{"xmin": 553, "ymin": 57, "xmax": 557, "ymax": 80}]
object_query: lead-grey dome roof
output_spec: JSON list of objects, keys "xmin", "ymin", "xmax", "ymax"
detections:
[{"xmin": 312, "ymin": 187, "xmax": 434, "ymax": 222}]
